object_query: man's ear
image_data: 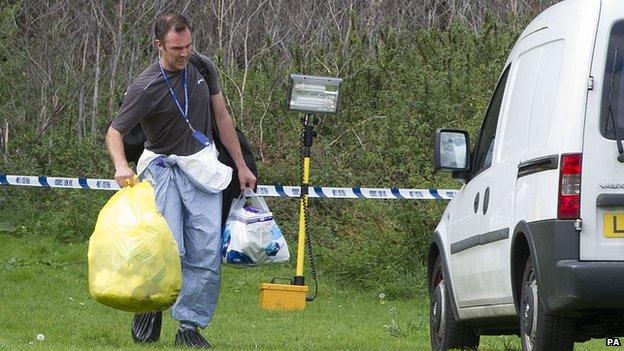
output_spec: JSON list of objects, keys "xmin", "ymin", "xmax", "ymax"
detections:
[{"xmin": 155, "ymin": 39, "xmax": 164, "ymax": 52}]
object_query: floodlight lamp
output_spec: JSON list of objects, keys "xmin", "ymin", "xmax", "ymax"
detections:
[{"xmin": 287, "ymin": 74, "xmax": 343, "ymax": 115}]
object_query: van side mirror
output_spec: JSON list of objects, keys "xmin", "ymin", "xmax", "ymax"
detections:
[{"xmin": 434, "ymin": 129, "xmax": 470, "ymax": 174}]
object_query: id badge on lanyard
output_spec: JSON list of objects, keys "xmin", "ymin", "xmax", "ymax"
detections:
[{"xmin": 192, "ymin": 130, "xmax": 213, "ymax": 147}]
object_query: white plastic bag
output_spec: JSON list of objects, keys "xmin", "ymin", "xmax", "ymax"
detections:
[{"xmin": 221, "ymin": 193, "xmax": 289, "ymax": 267}]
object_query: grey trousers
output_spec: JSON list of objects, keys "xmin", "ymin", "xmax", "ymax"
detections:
[{"xmin": 144, "ymin": 158, "xmax": 223, "ymax": 328}]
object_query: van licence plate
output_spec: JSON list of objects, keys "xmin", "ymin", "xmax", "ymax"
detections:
[{"xmin": 603, "ymin": 212, "xmax": 624, "ymax": 238}]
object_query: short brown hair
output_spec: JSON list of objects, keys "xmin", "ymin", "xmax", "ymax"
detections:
[{"xmin": 154, "ymin": 12, "xmax": 192, "ymax": 41}]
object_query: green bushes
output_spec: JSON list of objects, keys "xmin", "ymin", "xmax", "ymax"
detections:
[
  {"xmin": 223, "ymin": 20, "xmax": 523, "ymax": 298},
  {"xmin": 0, "ymin": 18, "xmax": 525, "ymax": 298}
]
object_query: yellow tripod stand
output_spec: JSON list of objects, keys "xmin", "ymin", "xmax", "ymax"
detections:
[{"xmin": 259, "ymin": 114, "xmax": 317, "ymax": 310}]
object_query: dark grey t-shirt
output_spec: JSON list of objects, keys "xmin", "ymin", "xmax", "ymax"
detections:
[{"xmin": 111, "ymin": 55, "xmax": 221, "ymax": 156}]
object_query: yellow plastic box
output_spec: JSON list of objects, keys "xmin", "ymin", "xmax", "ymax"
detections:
[{"xmin": 259, "ymin": 283, "xmax": 308, "ymax": 311}]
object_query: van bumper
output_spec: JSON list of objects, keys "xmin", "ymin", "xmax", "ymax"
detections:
[
  {"xmin": 545, "ymin": 259, "xmax": 624, "ymax": 313},
  {"xmin": 528, "ymin": 220, "xmax": 624, "ymax": 314}
]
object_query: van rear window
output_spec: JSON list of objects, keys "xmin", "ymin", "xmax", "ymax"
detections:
[{"xmin": 601, "ymin": 21, "xmax": 624, "ymax": 139}]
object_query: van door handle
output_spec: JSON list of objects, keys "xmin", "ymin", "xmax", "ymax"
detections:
[
  {"xmin": 483, "ymin": 187, "xmax": 490, "ymax": 215},
  {"xmin": 473, "ymin": 193, "xmax": 480, "ymax": 213},
  {"xmin": 517, "ymin": 154, "xmax": 559, "ymax": 178}
]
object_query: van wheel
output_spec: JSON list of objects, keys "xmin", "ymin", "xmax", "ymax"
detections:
[
  {"xmin": 429, "ymin": 257, "xmax": 479, "ymax": 351},
  {"xmin": 520, "ymin": 258, "xmax": 575, "ymax": 351}
]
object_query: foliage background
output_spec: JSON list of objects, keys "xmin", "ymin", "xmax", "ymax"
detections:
[{"xmin": 0, "ymin": 0, "xmax": 557, "ymax": 298}]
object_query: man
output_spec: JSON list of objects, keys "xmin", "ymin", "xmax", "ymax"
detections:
[{"xmin": 106, "ymin": 12, "xmax": 256, "ymax": 348}]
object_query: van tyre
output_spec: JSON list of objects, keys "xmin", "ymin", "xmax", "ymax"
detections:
[
  {"xmin": 520, "ymin": 258, "xmax": 575, "ymax": 351},
  {"xmin": 429, "ymin": 257, "xmax": 480, "ymax": 351}
]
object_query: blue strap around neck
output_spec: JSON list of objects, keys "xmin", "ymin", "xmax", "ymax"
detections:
[
  {"xmin": 159, "ymin": 62, "xmax": 191, "ymax": 129},
  {"xmin": 158, "ymin": 61, "xmax": 212, "ymax": 147}
]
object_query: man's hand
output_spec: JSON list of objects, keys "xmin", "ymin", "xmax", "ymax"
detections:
[
  {"xmin": 115, "ymin": 165, "xmax": 137, "ymax": 187},
  {"xmin": 237, "ymin": 165, "xmax": 257, "ymax": 193}
]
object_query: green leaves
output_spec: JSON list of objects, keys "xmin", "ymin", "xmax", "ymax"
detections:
[
  {"xmin": 0, "ymin": 221, "xmax": 19, "ymax": 234},
  {"xmin": 0, "ymin": 15, "xmax": 526, "ymax": 296}
]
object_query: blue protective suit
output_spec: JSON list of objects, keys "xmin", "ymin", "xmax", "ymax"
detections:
[{"xmin": 143, "ymin": 156, "xmax": 222, "ymax": 328}]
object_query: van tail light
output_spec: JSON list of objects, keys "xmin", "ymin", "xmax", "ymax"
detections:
[{"xmin": 558, "ymin": 153, "xmax": 582, "ymax": 219}]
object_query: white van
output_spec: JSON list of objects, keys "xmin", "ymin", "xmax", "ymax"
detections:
[{"xmin": 430, "ymin": 0, "xmax": 624, "ymax": 350}]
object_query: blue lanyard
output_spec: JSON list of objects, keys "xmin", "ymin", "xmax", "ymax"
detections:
[
  {"xmin": 158, "ymin": 61, "xmax": 212, "ymax": 147},
  {"xmin": 159, "ymin": 62, "xmax": 194, "ymax": 132}
]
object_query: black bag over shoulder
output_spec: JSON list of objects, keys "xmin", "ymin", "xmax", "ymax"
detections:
[
  {"xmin": 121, "ymin": 123, "xmax": 146, "ymax": 165},
  {"xmin": 117, "ymin": 53, "xmax": 258, "ymax": 228}
]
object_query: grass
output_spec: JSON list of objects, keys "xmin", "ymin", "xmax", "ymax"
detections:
[{"xmin": 0, "ymin": 233, "xmax": 608, "ymax": 350}]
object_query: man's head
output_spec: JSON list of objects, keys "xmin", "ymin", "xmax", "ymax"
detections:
[{"xmin": 154, "ymin": 12, "xmax": 192, "ymax": 71}]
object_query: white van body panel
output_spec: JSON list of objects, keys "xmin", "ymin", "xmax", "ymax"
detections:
[
  {"xmin": 431, "ymin": 0, "xmax": 624, "ymax": 342},
  {"xmin": 438, "ymin": 0, "xmax": 602, "ymax": 320},
  {"xmin": 500, "ymin": 0, "xmax": 598, "ymax": 166},
  {"xmin": 581, "ymin": 0, "xmax": 624, "ymax": 260},
  {"xmin": 483, "ymin": 0, "xmax": 600, "ymax": 313},
  {"xmin": 445, "ymin": 179, "xmax": 487, "ymax": 311}
]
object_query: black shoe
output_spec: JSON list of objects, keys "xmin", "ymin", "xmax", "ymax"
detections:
[
  {"xmin": 174, "ymin": 328, "xmax": 211, "ymax": 349},
  {"xmin": 131, "ymin": 311, "xmax": 162, "ymax": 343}
]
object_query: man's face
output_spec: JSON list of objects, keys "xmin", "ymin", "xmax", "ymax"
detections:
[{"xmin": 156, "ymin": 28, "xmax": 192, "ymax": 71}]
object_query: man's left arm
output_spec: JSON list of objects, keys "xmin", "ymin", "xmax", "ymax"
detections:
[{"xmin": 211, "ymin": 92, "xmax": 257, "ymax": 192}]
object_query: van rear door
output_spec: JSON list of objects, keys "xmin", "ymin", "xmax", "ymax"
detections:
[{"xmin": 581, "ymin": 0, "xmax": 624, "ymax": 260}]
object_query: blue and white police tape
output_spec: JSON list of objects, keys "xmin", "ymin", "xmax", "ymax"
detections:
[{"xmin": 0, "ymin": 174, "xmax": 457, "ymax": 200}]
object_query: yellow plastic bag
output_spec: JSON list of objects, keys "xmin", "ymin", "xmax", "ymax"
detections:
[{"xmin": 88, "ymin": 180, "xmax": 182, "ymax": 313}]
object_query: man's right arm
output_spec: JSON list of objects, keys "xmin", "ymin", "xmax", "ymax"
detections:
[{"xmin": 106, "ymin": 126, "xmax": 136, "ymax": 187}]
